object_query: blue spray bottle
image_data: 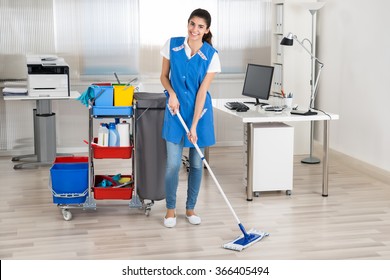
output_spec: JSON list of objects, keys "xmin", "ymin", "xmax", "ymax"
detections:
[{"xmin": 108, "ymin": 122, "xmax": 120, "ymax": 146}]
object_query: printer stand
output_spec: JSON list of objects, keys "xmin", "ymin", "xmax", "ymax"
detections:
[{"xmin": 12, "ymin": 100, "xmax": 70, "ymax": 169}]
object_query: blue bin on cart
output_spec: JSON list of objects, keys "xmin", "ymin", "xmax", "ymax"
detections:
[
  {"xmin": 50, "ymin": 163, "xmax": 88, "ymax": 204},
  {"xmin": 93, "ymin": 85, "xmax": 114, "ymax": 107}
]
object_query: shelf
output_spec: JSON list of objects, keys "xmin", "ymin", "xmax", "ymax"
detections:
[
  {"xmin": 93, "ymin": 175, "xmax": 133, "ymax": 200},
  {"xmin": 92, "ymin": 106, "xmax": 133, "ymax": 118}
]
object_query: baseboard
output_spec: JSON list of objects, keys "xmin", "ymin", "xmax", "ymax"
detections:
[{"xmin": 328, "ymin": 149, "xmax": 390, "ymax": 184}]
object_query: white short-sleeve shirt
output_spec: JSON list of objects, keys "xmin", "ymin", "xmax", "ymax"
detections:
[{"xmin": 160, "ymin": 36, "xmax": 221, "ymax": 73}]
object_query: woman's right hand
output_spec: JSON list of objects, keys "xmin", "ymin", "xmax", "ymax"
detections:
[{"xmin": 168, "ymin": 93, "xmax": 180, "ymax": 114}]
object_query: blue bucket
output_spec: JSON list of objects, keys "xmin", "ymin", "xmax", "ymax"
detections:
[
  {"xmin": 94, "ymin": 86, "xmax": 113, "ymax": 107},
  {"xmin": 50, "ymin": 163, "xmax": 88, "ymax": 204}
]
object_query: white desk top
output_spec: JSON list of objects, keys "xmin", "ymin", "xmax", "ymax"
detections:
[
  {"xmin": 3, "ymin": 91, "xmax": 80, "ymax": 101},
  {"xmin": 213, "ymin": 98, "xmax": 339, "ymax": 123}
]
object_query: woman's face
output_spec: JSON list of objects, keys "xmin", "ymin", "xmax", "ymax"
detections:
[{"xmin": 187, "ymin": 16, "xmax": 209, "ymax": 42}]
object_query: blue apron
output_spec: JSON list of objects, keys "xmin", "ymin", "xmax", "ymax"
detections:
[{"xmin": 162, "ymin": 37, "xmax": 216, "ymax": 148}]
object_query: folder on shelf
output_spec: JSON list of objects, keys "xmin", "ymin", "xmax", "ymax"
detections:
[
  {"xmin": 2, "ymin": 87, "xmax": 28, "ymax": 96},
  {"xmin": 276, "ymin": 4, "xmax": 283, "ymax": 34}
]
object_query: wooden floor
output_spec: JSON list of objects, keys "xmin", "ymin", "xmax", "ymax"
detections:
[{"xmin": 1, "ymin": 146, "xmax": 390, "ymax": 260}]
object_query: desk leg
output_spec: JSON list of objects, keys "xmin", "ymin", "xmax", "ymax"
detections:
[
  {"xmin": 36, "ymin": 112, "xmax": 56, "ymax": 163},
  {"xmin": 246, "ymin": 123, "xmax": 254, "ymax": 201},
  {"xmin": 13, "ymin": 100, "xmax": 62, "ymax": 169},
  {"xmin": 322, "ymin": 120, "xmax": 330, "ymax": 197}
]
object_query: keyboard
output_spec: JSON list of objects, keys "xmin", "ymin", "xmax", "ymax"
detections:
[{"xmin": 224, "ymin": 102, "xmax": 249, "ymax": 111}]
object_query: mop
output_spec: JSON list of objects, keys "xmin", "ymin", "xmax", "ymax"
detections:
[{"xmin": 175, "ymin": 111, "xmax": 269, "ymax": 251}]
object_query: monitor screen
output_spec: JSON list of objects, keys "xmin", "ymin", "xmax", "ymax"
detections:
[{"xmin": 242, "ymin": 63, "xmax": 274, "ymax": 106}]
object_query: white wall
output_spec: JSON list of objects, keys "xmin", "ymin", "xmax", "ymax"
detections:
[{"xmin": 316, "ymin": 0, "xmax": 390, "ymax": 171}]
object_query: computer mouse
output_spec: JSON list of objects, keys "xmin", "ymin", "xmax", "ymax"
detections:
[{"xmin": 236, "ymin": 107, "xmax": 249, "ymax": 112}]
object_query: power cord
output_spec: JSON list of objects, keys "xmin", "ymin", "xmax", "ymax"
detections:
[{"xmin": 311, "ymin": 107, "xmax": 332, "ymax": 119}]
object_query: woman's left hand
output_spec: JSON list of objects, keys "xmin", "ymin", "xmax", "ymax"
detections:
[{"xmin": 187, "ymin": 126, "xmax": 198, "ymax": 144}]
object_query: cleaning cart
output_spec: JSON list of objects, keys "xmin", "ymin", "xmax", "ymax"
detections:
[{"xmin": 50, "ymin": 85, "xmax": 166, "ymax": 220}]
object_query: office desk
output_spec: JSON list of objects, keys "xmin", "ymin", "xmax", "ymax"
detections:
[
  {"xmin": 4, "ymin": 92, "xmax": 79, "ymax": 169},
  {"xmin": 213, "ymin": 98, "xmax": 339, "ymax": 200}
]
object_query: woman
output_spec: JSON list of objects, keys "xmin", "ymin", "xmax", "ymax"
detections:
[{"xmin": 160, "ymin": 8, "xmax": 221, "ymax": 228}]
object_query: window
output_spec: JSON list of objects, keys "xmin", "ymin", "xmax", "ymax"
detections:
[
  {"xmin": 217, "ymin": 0, "xmax": 272, "ymax": 72},
  {"xmin": 53, "ymin": 0, "xmax": 139, "ymax": 76},
  {"xmin": 1, "ymin": 0, "xmax": 271, "ymax": 77}
]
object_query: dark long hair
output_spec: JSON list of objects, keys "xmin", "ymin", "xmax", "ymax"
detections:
[{"xmin": 188, "ymin": 8, "xmax": 213, "ymax": 46}]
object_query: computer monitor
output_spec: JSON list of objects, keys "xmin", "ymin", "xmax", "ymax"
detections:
[{"xmin": 242, "ymin": 63, "xmax": 274, "ymax": 106}]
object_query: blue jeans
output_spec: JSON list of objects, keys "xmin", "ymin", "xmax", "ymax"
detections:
[{"xmin": 165, "ymin": 139, "xmax": 204, "ymax": 210}]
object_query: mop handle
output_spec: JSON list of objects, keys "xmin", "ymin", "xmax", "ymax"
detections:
[
  {"xmin": 114, "ymin": 72, "xmax": 121, "ymax": 84},
  {"xmin": 176, "ymin": 112, "xmax": 241, "ymax": 225},
  {"xmin": 123, "ymin": 77, "xmax": 138, "ymax": 91}
]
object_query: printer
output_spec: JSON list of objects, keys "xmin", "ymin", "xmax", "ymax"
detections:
[{"xmin": 27, "ymin": 55, "xmax": 70, "ymax": 97}]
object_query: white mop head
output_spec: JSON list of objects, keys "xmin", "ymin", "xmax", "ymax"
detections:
[{"xmin": 223, "ymin": 229, "xmax": 269, "ymax": 252}]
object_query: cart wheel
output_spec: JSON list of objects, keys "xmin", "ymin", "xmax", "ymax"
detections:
[
  {"xmin": 286, "ymin": 190, "xmax": 292, "ymax": 196},
  {"xmin": 62, "ymin": 209, "xmax": 72, "ymax": 221}
]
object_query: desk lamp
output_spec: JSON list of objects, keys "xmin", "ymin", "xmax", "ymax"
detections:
[
  {"xmin": 280, "ymin": 32, "xmax": 324, "ymax": 114},
  {"xmin": 280, "ymin": 3, "xmax": 325, "ymax": 164}
]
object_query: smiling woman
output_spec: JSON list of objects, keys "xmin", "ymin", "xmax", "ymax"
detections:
[{"xmin": 159, "ymin": 8, "xmax": 222, "ymax": 228}]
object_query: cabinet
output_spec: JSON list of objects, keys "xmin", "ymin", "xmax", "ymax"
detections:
[
  {"xmin": 271, "ymin": 0, "xmax": 316, "ymax": 154},
  {"xmin": 244, "ymin": 123, "xmax": 294, "ymax": 196}
]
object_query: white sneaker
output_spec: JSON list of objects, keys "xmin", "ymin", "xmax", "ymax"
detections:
[
  {"xmin": 186, "ymin": 215, "xmax": 201, "ymax": 225},
  {"xmin": 164, "ymin": 216, "xmax": 176, "ymax": 228}
]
